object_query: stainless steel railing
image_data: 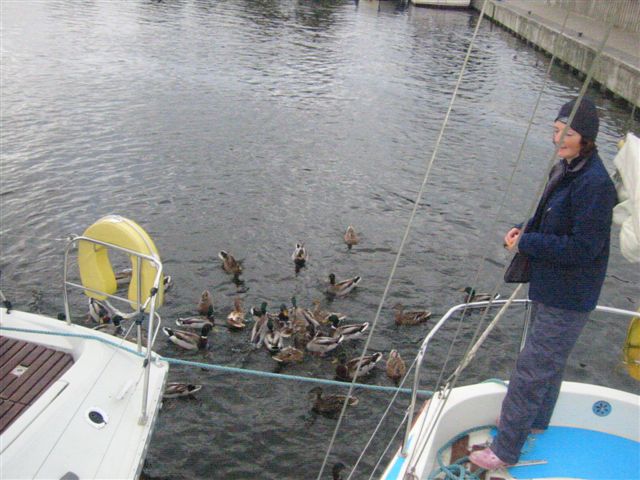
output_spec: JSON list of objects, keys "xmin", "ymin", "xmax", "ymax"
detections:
[{"xmin": 62, "ymin": 235, "xmax": 164, "ymax": 425}]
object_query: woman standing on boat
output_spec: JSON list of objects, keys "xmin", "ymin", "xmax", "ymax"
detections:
[{"xmin": 471, "ymin": 97, "xmax": 618, "ymax": 470}]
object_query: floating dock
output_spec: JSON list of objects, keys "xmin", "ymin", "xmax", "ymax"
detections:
[{"xmin": 471, "ymin": 0, "xmax": 640, "ymax": 108}]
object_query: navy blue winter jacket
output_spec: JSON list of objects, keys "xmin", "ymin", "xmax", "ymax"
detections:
[{"xmin": 518, "ymin": 150, "xmax": 617, "ymax": 311}]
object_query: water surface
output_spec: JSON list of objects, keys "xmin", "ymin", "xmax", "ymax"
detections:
[{"xmin": 1, "ymin": 1, "xmax": 638, "ymax": 478}]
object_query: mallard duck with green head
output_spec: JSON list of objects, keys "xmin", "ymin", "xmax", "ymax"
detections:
[
  {"xmin": 263, "ymin": 318, "xmax": 284, "ymax": 353},
  {"xmin": 393, "ymin": 303, "xmax": 431, "ymax": 326},
  {"xmin": 335, "ymin": 351, "xmax": 382, "ymax": 381},
  {"xmin": 327, "ymin": 273, "xmax": 361, "ymax": 297},
  {"xmin": 163, "ymin": 324, "xmax": 212, "ymax": 351},
  {"xmin": 306, "ymin": 332, "xmax": 344, "ymax": 356},
  {"xmin": 163, "ymin": 382, "xmax": 203, "ymax": 399},
  {"xmin": 328, "ymin": 315, "xmax": 369, "ymax": 340},
  {"xmin": 461, "ymin": 286, "xmax": 500, "ymax": 303},
  {"xmin": 309, "ymin": 387, "xmax": 358, "ymax": 417}
]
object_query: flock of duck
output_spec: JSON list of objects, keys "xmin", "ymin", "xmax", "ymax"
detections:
[{"xmin": 87, "ymin": 225, "xmax": 497, "ymax": 417}]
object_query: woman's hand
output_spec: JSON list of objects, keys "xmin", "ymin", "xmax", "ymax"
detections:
[{"xmin": 504, "ymin": 228, "xmax": 521, "ymax": 252}]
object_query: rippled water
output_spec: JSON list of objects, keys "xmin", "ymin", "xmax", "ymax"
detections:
[{"xmin": 1, "ymin": 1, "xmax": 639, "ymax": 479}]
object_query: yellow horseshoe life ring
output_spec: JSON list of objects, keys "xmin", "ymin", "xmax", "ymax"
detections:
[
  {"xmin": 78, "ymin": 215, "xmax": 164, "ymax": 310},
  {"xmin": 623, "ymin": 309, "xmax": 640, "ymax": 381}
]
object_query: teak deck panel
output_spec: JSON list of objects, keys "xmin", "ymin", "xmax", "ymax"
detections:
[{"xmin": 0, "ymin": 336, "xmax": 74, "ymax": 434}]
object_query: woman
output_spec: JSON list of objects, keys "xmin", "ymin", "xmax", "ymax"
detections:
[{"xmin": 470, "ymin": 97, "xmax": 618, "ymax": 470}]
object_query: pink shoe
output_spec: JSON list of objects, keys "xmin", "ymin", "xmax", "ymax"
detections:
[{"xmin": 469, "ymin": 447, "xmax": 510, "ymax": 470}]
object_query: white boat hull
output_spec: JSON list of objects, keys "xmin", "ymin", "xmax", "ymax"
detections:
[
  {"xmin": 0, "ymin": 308, "xmax": 169, "ymax": 479},
  {"xmin": 382, "ymin": 381, "xmax": 640, "ymax": 479},
  {"xmin": 411, "ymin": 0, "xmax": 471, "ymax": 8}
]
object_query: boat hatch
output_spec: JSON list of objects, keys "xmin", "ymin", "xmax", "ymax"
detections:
[{"xmin": 0, "ymin": 336, "xmax": 74, "ymax": 434}]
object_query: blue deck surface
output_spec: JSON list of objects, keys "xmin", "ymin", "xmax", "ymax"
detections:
[{"xmin": 509, "ymin": 426, "xmax": 640, "ymax": 479}]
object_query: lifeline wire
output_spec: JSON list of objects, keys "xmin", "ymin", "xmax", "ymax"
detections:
[{"xmin": 315, "ymin": 1, "xmax": 491, "ymax": 478}]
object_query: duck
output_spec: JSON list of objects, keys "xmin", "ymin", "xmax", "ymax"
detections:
[
  {"xmin": 114, "ymin": 268, "xmax": 173, "ymax": 292},
  {"xmin": 226, "ymin": 297, "xmax": 246, "ymax": 329},
  {"xmin": 163, "ymin": 274, "xmax": 174, "ymax": 292},
  {"xmin": 114, "ymin": 268, "xmax": 133, "ymax": 286},
  {"xmin": 327, "ymin": 273, "xmax": 361, "ymax": 297},
  {"xmin": 92, "ymin": 314, "xmax": 124, "ymax": 336},
  {"xmin": 268, "ymin": 304, "xmax": 292, "ymax": 337},
  {"xmin": 332, "ymin": 463, "xmax": 346, "ymax": 480},
  {"xmin": 335, "ymin": 351, "xmax": 383, "ymax": 381},
  {"xmin": 197, "ymin": 290, "xmax": 214, "ymax": 318},
  {"xmin": 344, "ymin": 225, "xmax": 359, "ymax": 250},
  {"xmin": 250, "ymin": 302, "xmax": 269, "ymax": 348},
  {"xmin": 218, "ymin": 250, "xmax": 242, "ymax": 276},
  {"xmin": 291, "ymin": 243, "xmax": 308, "ymax": 272},
  {"xmin": 163, "ymin": 324, "xmax": 212, "ymax": 351},
  {"xmin": 306, "ymin": 333, "xmax": 344, "ymax": 356},
  {"xmin": 393, "ymin": 303, "xmax": 431, "ymax": 326},
  {"xmin": 291, "ymin": 296, "xmax": 320, "ymax": 335},
  {"xmin": 271, "ymin": 346, "xmax": 304, "ymax": 363},
  {"xmin": 263, "ymin": 318, "xmax": 284, "ymax": 353},
  {"xmin": 88, "ymin": 298, "xmax": 134, "ymax": 323},
  {"xmin": 461, "ymin": 286, "xmax": 500, "ymax": 303},
  {"xmin": 88, "ymin": 297, "xmax": 111, "ymax": 324},
  {"xmin": 175, "ymin": 315, "xmax": 214, "ymax": 329},
  {"xmin": 309, "ymin": 387, "xmax": 358, "ymax": 417},
  {"xmin": 328, "ymin": 315, "xmax": 369, "ymax": 341},
  {"xmin": 311, "ymin": 299, "xmax": 346, "ymax": 325},
  {"xmin": 386, "ymin": 349, "xmax": 407, "ymax": 386},
  {"xmin": 163, "ymin": 382, "xmax": 203, "ymax": 399}
]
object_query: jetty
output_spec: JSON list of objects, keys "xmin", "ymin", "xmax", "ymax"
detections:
[{"xmin": 470, "ymin": 0, "xmax": 640, "ymax": 108}]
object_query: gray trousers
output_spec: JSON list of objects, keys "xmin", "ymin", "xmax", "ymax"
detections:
[{"xmin": 491, "ymin": 302, "xmax": 591, "ymax": 464}]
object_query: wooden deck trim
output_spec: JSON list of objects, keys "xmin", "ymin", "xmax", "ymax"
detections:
[{"xmin": 0, "ymin": 336, "xmax": 74, "ymax": 434}]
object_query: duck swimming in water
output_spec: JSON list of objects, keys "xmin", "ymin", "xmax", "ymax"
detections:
[
  {"xmin": 328, "ymin": 315, "xmax": 369, "ymax": 341},
  {"xmin": 309, "ymin": 387, "xmax": 358, "ymax": 417},
  {"xmin": 306, "ymin": 332, "xmax": 344, "ymax": 356},
  {"xmin": 344, "ymin": 225, "xmax": 359, "ymax": 250},
  {"xmin": 386, "ymin": 349, "xmax": 407, "ymax": 386},
  {"xmin": 218, "ymin": 250, "xmax": 242, "ymax": 276},
  {"xmin": 461, "ymin": 286, "xmax": 500, "ymax": 303},
  {"xmin": 226, "ymin": 297, "xmax": 246, "ymax": 330},
  {"xmin": 163, "ymin": 382, "xmax": 203, "ymax": 399},
  {"xmin": 327, "ymin": 273, "xmax": 361, "ymax": 297},
  {"xmin": 335, "ymin": 351, "xmax": 382, "ymax": 381},
  {"xmin": 291, "ymin": 243, "xmax": 308, "ymax": 273},
  {"xmin": 197, "ymin": 290, "xmax": 214, "ymax": 318},
  {"xmin": 163, "ymin": 324, "xmax": 212, "ymax": 351},
  {"xmin": 393, "ymin": 303, "xmax": 431, "ymax": 326}
]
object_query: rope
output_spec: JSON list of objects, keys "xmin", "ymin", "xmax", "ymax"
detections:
[
  {"xmin": 315, "ymin": 1, "xmax": 493, "ymax": 478},
  {"xmin": 0, "ymin": 325, "xmax": 433, "ymax": 397},
  {"xmin": 426, "ymin": 425, "xmax": 494, "ymax": 480}
]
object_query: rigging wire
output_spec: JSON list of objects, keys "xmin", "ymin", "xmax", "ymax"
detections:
[{"xmin": 315, "ymin": 1, "xmax": 492, "ymax": 478}]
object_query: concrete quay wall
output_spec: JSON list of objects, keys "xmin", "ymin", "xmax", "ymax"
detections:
[{"xmin": 470, "ymin": 0, "xmax": 640, "ymax": 107}]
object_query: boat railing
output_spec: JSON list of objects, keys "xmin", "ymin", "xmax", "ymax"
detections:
[
  {"xmin": 62, "ymin": 235, "xmax": 164, "ymax": 425},
  {"xmin": 401, "ymin": 298, "xmax": 639, "ymax": 456}
]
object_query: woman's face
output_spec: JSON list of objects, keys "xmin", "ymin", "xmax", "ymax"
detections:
[{"xmin": 553, "ymin": 120, "xmax": 582, "ymax": 160}]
